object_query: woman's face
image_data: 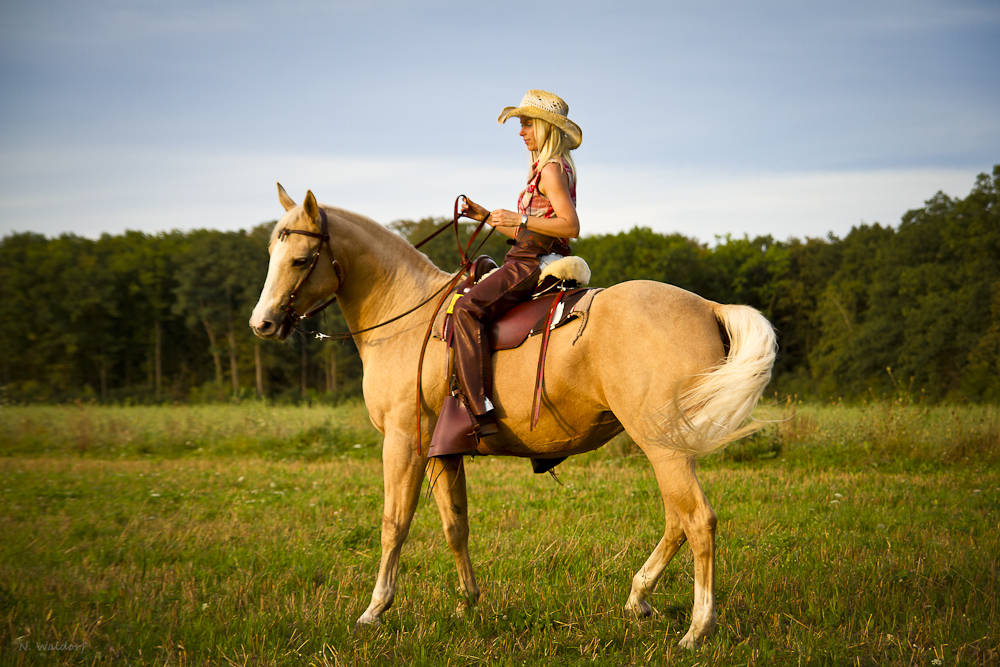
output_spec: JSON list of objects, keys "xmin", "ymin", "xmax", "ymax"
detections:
[{"xmin": 519, "ymin": 118, "xmax": 537, "ymax": 152}]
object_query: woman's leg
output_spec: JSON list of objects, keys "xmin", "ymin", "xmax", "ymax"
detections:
[{"xmin": 451, "ymin": 260, "xmax": 538, "ymax": 417}]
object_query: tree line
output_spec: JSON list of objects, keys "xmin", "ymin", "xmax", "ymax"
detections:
[{"xmin": 1, "ymin": 166, "xmax": 997, "ymax": 404}]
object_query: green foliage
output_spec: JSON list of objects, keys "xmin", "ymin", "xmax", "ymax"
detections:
[
  {"xmin": 575, "ymin": 226, "xmax": 715, "ymax": 295},
  {"xmin": 809, "ymin": 166, "xmax": 1000, "ymax": 400},
  {"xmin": 0, "ymin": 223, "xmax": 365, "ymax": 404},
  {"xmin": 1, "ymin": 166, "xmax": 998, "ymax": 403}
]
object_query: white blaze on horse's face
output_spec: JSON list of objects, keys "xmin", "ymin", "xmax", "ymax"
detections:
[
  {"xmin": 248, "ymin": 218, "xmax": 298, "ymax": 339},
  {"xmin": 249, "ymin": 186, "xmax": 335, "ymax": 341}
]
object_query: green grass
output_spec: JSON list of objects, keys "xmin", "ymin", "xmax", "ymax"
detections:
[
  {"xmin": 1, "ymin": 401, "xmax": 998, "ymax": 665},
  {"xmin": 0, "ymin": 401, "xmax": 381, "ymax": 461}
]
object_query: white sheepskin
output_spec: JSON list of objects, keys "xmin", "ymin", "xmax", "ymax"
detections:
[{"xmin": 538, "ymin": 255, "xmax": 591, "ymax": 285}]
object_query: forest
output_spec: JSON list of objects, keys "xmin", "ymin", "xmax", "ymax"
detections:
[{"xmin": 1, "ymin": 166, "xmax": 997, "ymax": 405}]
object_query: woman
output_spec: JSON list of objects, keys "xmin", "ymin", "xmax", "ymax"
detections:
[{"xmin": 453, "ymin": 89, "xmax": 582, "ymax": 436}]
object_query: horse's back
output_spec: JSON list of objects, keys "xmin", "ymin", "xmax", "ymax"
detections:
[
  {"xmin": 586, "ymin": 279, "xmax": 725, "ymax": 369},
  {"xmin": 487, "ymin": 279, "xmax": 726, "ymax": 453}
]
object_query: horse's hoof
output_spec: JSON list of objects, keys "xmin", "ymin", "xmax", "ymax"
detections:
[
  {"xmin": 453, "ymin": 598, "xmax": 480, "ymax": 619},
  {"xmin": 353, "ymin": 615, "xmax": 382, "ymax": 632},
  {"xmin": 677, "ymin": 631, "xmax": 706, "ymax": 650},
  {"xmin": 624, "ymin": 600, "xmax": 653, "ymax": 618}
]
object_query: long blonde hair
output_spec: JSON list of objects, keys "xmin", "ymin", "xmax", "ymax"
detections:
[{"xmin": 528, "ymin": 117, "xmax": 576, "ymax": 183}]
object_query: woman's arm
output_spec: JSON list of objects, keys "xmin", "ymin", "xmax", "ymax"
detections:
[{"xmin": 490, "ymin": 161, "xmax": 580, "ymax": 239}]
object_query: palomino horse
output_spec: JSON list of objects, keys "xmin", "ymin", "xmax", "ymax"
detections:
[{"xmin": 250, "ymin": 185, "xmax": 776, "ymax": 648}]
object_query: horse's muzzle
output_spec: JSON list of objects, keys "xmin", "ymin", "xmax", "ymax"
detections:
[
  {"xmin": 250, "ymin": 312, "xmax": 295, "ymax": 341},
  {"xmin": 275, "ymin": 316, "xmax": 295, "ymax": 340}
]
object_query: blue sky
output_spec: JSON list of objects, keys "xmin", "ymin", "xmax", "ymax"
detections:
[{"xmin": 1, "ymin": 0, "xmax": 997, "ymax": 244}]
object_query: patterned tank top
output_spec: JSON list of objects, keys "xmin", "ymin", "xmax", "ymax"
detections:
[
  {"xmin": 517, "ymin": 158, "xmax": 577, "ymax": 219},
  {"xmin": 516, "ymin": 158, "xmax": 576, "ymax": 255}
]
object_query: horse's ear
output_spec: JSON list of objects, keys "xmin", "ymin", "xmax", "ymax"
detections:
[
  {"xmin": 277, "ymin": 182, "xmax": 296, "ymax": 211},
  {"xmin": 303, "ymin": 190, "xmax": 320, "ymax": 226}
]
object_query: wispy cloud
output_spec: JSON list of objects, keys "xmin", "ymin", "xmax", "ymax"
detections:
[
  {"xmin": 0, "ymin": 146, "xmax": 985, "ymax": 244},
  {"xmin": 0, "ymin": 1, "xmax": 996, "ymax": 243},
  {"xmin": 581, "ymin": 165, "xmax": 985, "ymax": 243}
]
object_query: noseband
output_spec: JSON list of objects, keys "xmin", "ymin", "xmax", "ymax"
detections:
[{"xmin": 278, "ymin": 208, "xmax": 344, "ymax": 326}]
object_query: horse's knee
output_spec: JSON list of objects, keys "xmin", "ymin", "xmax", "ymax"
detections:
[
  {"xmin": 703, "ymin": 507, "xmax": 717, "ymax": 533},
  {"xmin": 683, "ymin": 507, "xmax": 717, "ymax": 555}
]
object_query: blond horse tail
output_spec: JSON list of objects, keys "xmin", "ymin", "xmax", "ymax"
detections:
[{"xmin": 650, "ymin": 304, "xmax": 777, "ymax": 457}]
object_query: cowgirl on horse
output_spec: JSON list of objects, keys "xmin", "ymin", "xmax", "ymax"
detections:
[
  {"xmin": 249, "ymin": 89, "xmax": 776, "ymax": 648},
  {"xmin": 454, "ymin": 89, "xmax": 582, "ymax": 436}
]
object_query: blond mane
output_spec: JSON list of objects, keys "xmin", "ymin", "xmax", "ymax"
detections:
[{"xmin": 269, "ymin": 204, "xmax": 445, "ymax": 277}]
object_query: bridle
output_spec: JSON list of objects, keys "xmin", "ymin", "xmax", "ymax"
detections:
[
  {"xmin": 277, "ymin": 208, "xmax": 344, "ymax": 328},
  {"xmin": 275, "ymin": 197, "xmax": 492, "ymax": 342}
]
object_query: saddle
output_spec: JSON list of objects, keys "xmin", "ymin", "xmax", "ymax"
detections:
[
  {"xmin": 437, "ymin": 255, "xmax": 600, "ymax": 351},
  {"xmin": 428, "ymin": 255, "xmax": 604, "ymax": 472}
]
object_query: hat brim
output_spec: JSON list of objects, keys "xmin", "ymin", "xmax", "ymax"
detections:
[{"xmin": 498, "ymin": 106, "xmax": 582, "ymax": 149}]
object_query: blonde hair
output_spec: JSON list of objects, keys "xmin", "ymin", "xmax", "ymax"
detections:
[{"xmin": 527, "ymin": 117, "xmax": 576, "ymax": 185}]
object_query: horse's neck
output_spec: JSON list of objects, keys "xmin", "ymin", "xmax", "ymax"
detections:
[{"xmin": 328, "ymin": 210, "xmax": 451, "ymax": 341}]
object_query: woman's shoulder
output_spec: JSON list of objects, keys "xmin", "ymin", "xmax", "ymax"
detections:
[
  {"xmin": 538, "ymin": 157, "xmax": 574, "ymax": 187},
  {"xmin": 541, "ymin": 155, "xmax": 571, "ymax": 168},
  {"xmin": 539, "ymin": 157, "xmax": 572, "ymax": 177}
]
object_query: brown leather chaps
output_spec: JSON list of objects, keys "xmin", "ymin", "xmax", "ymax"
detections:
[{"xmin": 451, "ymin": 232, "xmax": 564, "ymax": 416}]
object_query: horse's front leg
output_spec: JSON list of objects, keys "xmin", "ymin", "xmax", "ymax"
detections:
[
  {"xmin": 356, "ymin": 431, "xmax": 425, "ymax": 628},
  {"xmin": 426, "ymin": 456, "xmax": 480, "ymax": 614}
]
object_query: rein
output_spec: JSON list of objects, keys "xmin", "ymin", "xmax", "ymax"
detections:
[{"xmin": 284, "ymin": 196, "xmax": 493, "ymax": 342}]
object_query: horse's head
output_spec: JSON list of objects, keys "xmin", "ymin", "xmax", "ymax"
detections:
[{"xmin": 249, "ymin": 183, "xmax": 344, "ymax": 340}]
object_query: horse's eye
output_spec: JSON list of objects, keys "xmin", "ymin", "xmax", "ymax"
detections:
[{"xmin": 292, "ymin": 258, "xmax": 308, "ymax": 268}]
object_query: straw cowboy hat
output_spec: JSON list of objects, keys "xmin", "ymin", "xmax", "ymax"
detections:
[{"xmin": 498, "ymin": 90, "xmax": 582, "ymax": 149}]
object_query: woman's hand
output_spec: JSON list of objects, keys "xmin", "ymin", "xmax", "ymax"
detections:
[
  {"xmin": 460, "ymin": 197, "xmax": 490, "ymax": 222},
  {"xmin": 489, "ymin": 209, "xmax": 520, "ymax": 228}
]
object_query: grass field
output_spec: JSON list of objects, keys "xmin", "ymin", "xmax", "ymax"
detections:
[{"xmin": 1, "ymin": 400, "xmax": 998, "ymax": 666}]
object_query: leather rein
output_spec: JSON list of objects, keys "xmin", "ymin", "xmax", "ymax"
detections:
[
  {"xmin": 279, "ymin": 199, "xmax": 563, "ymax": 454},
  {"xmin": 279, "ymin": 197, "xmax": 491, "ymax": 342}
]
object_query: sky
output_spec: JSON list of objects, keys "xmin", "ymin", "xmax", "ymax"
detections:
[{"xmin": 1, "ymin": 0, "xmax": 998, "ymax": 246}]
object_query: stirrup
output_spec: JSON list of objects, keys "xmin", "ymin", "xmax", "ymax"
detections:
[{"xmin": 475, "ymin": 411, "xmax": 499, "ymax": 437}]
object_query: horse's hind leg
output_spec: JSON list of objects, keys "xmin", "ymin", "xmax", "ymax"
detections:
[
  {"xmin": 625, "ymin": 506, "xmax": 686, "ymax": 618},
  {"xmin": 630, "ymin": 449, "xmax": 718, "ymax": 649},
  {"xmin": 426, "ymin": 456, "xmax": 481, "ymax": 614}
]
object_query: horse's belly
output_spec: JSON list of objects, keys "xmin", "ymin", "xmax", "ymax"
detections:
[
  {"xmin": 484, "ymin": 331, "xmax": 621, "ymax": 456},
  {"xmin": 475, "ymin": 410, "xmax": 623, "ymax": 457}
]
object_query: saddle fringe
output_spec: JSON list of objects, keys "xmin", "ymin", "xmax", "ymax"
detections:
[{"xmin": 650, "ymin": 304, "xmax": 777, "ymax": 457}]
